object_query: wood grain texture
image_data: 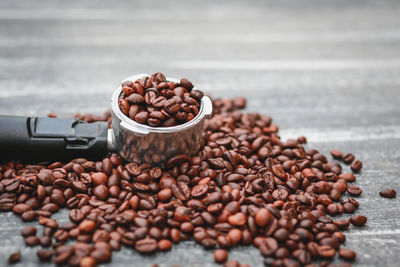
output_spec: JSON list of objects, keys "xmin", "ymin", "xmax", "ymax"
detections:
[{"xmin": 0, "ymin": 0, "xmax": 399, "ymax": 266}]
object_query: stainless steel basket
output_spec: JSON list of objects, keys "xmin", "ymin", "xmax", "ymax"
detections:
[{"xmin": 110, "ymin": 74, "xmax": 213, "ymax": 167}]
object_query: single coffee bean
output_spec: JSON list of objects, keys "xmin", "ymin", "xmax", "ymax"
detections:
[
  {"xmin": 190, "ymin": 90, "xmax": 204, "ymax": 101},
  {"xmin": 91, "ymin": 249, "xmax": 111, "ymax": 263},
  {"xmin": 157, "ymin": 188, "xmax": 172, "ymax": 202},
  {"xmin": 37, "ymin": 249, "xmax": 54, "ymax": 262},
  {"xmin": 8, "ymin": 251, "xmax": 21, "ymax": 264},
  {"xmin": 25, "ymin": 236, "xmax": 40, "ymax": 246},
  {"xmin": 347, "ymin": 185, "xmax": 362, "ymax": 196},
  {"xmin": 224, "ymin": 260, "xmax": 240, "ymax": 267},
  {"xmin": 21, "ymin": 210, "xmax": 36, "ymax": 222},
  {"xmin": 228, "ymin": 213, "xmax": 246, "ymax": 226},
  {"xmin": 330, "ymin": 150, "xmax": 343, "ymax": 159},
  {"xmin": 214, "ymin": 249, "xmax": 228, "ymax": 263},
  {"xmin": 134, "ymin": 111, "xmax": 149, "ymax": 124},
  {"xmin": 40, "ymin": 236, "xmax": 52, "ymax": 247},
  {"xmin": 127, "ymin": 93, "xmax": 145, "ymax": 104},
  {"xmin": 135, "ymin": 238, "xmax": 157, "ymax": 254},
  {"xmin": 338, "ymin": 249, "xmax": 356, "ymax": 260},
  {"xmin": 317, "ymin": 245, "xmax": 336, "ymax": 258},
  {"xmin": 79, "ymin": 220, "xmax": 96, "ymax": 233},
  {"xmin": 92, "ymin": 172, "xmax": 108, "ymax": 185},
  {"xmin": 350, "ymin": 160, "xmax": 363, "ymax": 172},
  {"xmin": 259, "ymin": 237, "xmax": 278, "ymax": 256},
  {"xmin": 350, "ymin": 215, "xmax": 367, "ymax": 226},
  {"xmin": 80, "ymin": 256, "xmax": 97, "ymax": 267},
  {"xmin": 180, "ymin": 78, "xmax": 194, "ymax": 90},
  {"xmin": 255, "ymin": 208, "xmax": 272, "ymax": 227},
  {"xmin": 94, "ymin": 185, "xmax": 109, "ymax": 200},
  {"xmin": 13, "ymin": 203, "xmax": 32, "ymax": 214},
  {"xmin": 380, "ymin": 188, "xmax": 396, "ymax": 198},
  {"xmin": 21, "ymin": 226, "xmax": 37, "ymax": 237},
  {"xmin": 342, "ymin": 153, "xmax": 355, "ymax": 164},
  {"xmin": 233, "ymin": 97, "xmax": 246, "ymax": 109},
  {"xmin": 157, "ymin": 239, "xmax": 172, "ymax": 251}
]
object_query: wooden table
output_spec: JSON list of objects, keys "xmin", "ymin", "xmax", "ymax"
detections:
[{"xmin": 0, "ymin": 0, "xmax": 399, "ymax": 266}]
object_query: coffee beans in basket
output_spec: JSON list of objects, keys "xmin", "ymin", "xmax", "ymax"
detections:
[{"xmin": 118, "ymin": 72, "xmax": 204, "ymax": 127}]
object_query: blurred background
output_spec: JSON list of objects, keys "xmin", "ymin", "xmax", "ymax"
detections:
[{"xmin": 0, "ymin": 0, "xmax": 400, "ymax": 266}]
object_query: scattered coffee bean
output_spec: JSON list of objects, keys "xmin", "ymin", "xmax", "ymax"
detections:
[
  {"xmin": 37, "ymin": 249, "xmax": 54, "ymax": 262},
  {"xmin": 8, "ymin": 251, "xmax": 21, "ymax": 264},
  {"xmin": 350, "ymin": 215, "xmax": 367, "ymax": 226},
  {"xmin": 338, "ymin": 248, "xmax": 356, "ymax": 260},
  {"xmin": 135, "ymin": 238, "xmax": 157, "ymax": 254},
  {"xmin": 80, "ymin": 256, "xmax": 97, "ymax": 267},
  {"xmin": 342, "ymin": 153, "xmax": 355, "ymax": 164},
  {"xmin": 214, "ymin": 249, "xmax": 228, "ymax": 263},
  {"xmin": 380, "ymin": 188, "xmax": 396, "ymax": 198},
  {"xmin": 25, "ymin": 236, "xmax": 40, "ymax": 246},
  {"xmin": 350, "ymin": 160, "xmax": 363, "ymax": 172},
  {"xmin": 21, "ymin": 226, "xmax": 37, "ymax": 237},
  {"xmin": 330, "ymin": 149, "xmax": 343, "ymax": 159}
]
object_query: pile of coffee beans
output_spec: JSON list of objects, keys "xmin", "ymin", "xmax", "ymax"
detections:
[
  {"xmin": 1, "ymin": 96, "xmax": 367, "ymax": 267},
  {"xmin": 118, "ymin": 72, "xmax": 204, "ymax": 127}
]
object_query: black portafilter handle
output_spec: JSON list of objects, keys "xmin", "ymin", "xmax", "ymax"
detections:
[{"xmin": 0, "ymin": 115, "xmax": 110, "ymax": 162}]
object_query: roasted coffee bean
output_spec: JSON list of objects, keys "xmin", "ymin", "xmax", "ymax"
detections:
[
  {"xmin": 338, "ymin": 248, "xmax": 356, "ymax": 260},
  {"xmin": 37, "ymin": 249, "xmax": 54, "ymax": 262},
  {"xmin": 13, "ymin": 203, "xmax": 32, "ymax": 214},
  {"xmin": 191, "ymin": 184, "xmax": 208, "ymax": 198},
  {"xmin": 92, "ymin": 172, "xmax": 108, "ymax": 185},
  {"xmin": 157, "ymin": 239, "xmax": 172, "ymax": 251},
  {"xmin": 330, "ymin": 149, "xmax": 343, "ymax": 159},
  {"xmin": 228, "ymin": 212, "xmax": 246, "ymax": 226},
  {"xmin": 171, "ymin": 182, "xmax": 191, "ymax": 201},
  {"xmin": 40, "ymin": 236, "xmax": 52, "ymax": 247},
  {"xmin": 180, "ymin": 78, "xmax": 194, "ymax": 90},
  {"xmin": 190, "ymin": 90, "xmax": 204, "ymax": 101},
  {"xmin": 224, "ymin": 260, "xmax": 240, "ymax": 267},
  {"xmin": 135, "ymin": 111, "xmax": 149, "ymax": 124},
  {"xmin": 8, "ymin": 251, "xmax": 21, "ymax": 264},
  {"xmin": 347, "ymin": 185, "xmax": 362, "ymax": 196},
  {"xmin": 135, "ymin": 238, "xmax": 157, "ymax": 254},
  {"xmin": 25, "ymin": 236, "xmax": 40, "ymax": 246},
  {"xmin": 214, "ymin": 249, "xmax": 228, "ymax": 263},
  {"xmin": 21, "ymin": 210, "xmax": 36, "ymax": 221},
  {"xmin": 91, "ymin": 248, "xmax": 111, "ymax": 263},
  {"xmin": 350, "ymin": 160, "xmax": 363, "ymax": 172},
  {"xmin": 80, "ymin": 256, "xmax": 97, "ymax": 267},
  {"xmin": 127, "ymin": 93, "xmax": 145, "ymax": 104},
  {"xmin": 317, "ymin": 245, "xmax": 336, "ymax": 258},
  {"xmin": 342, "ymin": 153, "xmax": 355, "ymax": 164},
  {"xmin": 158, "ymin": 188, "xmax": 172, "ymax": 202},
  {"xmin": 259, "ymin": 238, "xmax": 278, "ymax": 256},
  {"xmin": 21, "ymin": 226, "xmax": 37, "ymax": 237},
  {"xmin": 94, "ymin": 184, "xmax": 109, "ymax": 200},
  {"xmin": 79, "ymin": 220, "xmax": 96, "ymax": 233},
  {"xmin": 350, "ymin": 215, "xmax": 367, "ymax": 226},
  {"xmin": 380, "ymin": 188, "xmax": 396, "ymax": 198},
  {"xmin": 255, "ymin": 208, "xmax": 272, "ymax": 227}
]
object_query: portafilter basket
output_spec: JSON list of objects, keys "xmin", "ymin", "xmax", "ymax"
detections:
[{"xmin": 110, "ymin": 74, "xmax": 213, "ymax": 167}]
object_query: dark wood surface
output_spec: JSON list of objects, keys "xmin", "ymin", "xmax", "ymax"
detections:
[{"xmin": 1, "ymin": 0, "xmax": 399, "ymax": 266}]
